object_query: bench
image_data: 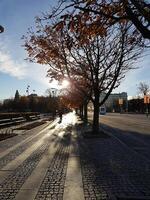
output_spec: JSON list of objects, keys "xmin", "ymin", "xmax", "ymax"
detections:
[
  {"xmin": 12, "ymin": 117, "xmax": 26, "ymax": 124},
  {"xmin": 0, "ymin": 119, "xmax": 14, "ymax": 128}
]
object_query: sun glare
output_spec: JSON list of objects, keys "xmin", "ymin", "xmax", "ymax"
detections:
[{"xmin": 62, "ymin": 80, "xmax": 69, "ymax": 88}]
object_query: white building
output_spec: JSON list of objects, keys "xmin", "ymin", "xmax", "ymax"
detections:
[{"xmin": 88, "ymin": 92, "xmax": 128, "ymax": 113}]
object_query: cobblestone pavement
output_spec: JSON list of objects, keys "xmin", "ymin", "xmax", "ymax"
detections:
[
  {"xmin": 1, "ymin": 114, "xmax": 150, "ymax": 200},
  {"xmin": 0, "ymin": 141, "xmax": 50, "ymax": 200},
  {"xmin": 0, "ymin": 115, "xmax": 72, "ymax": 200},
  {"xmin": 35, "ymin": 136, "xmax": 70, "ymax": 200},
  {"xmin": 0, "ymin": 125, "xmax": 52, "ymax": 169},
  {"xmin": 78, "ymin": 124, "xmax": 150, "ymax": 200}
]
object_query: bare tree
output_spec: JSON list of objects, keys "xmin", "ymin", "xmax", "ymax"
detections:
[{"xmin": 138, "ymin": 82, "xmax": 149, "ymax": 96}]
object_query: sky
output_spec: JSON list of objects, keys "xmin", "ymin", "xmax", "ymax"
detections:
[{"xmin": 0, "ymin": 0, "xmax": 150, "ymax": 100}]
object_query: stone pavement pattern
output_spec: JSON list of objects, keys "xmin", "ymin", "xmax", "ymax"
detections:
[{"xmin": 0, "ymin": 113, "xmax": 150, "ymax": 199}]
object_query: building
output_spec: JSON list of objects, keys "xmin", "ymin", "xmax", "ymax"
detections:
[
  {"xmin": 88, "ymin": 92, "xmax": 128, "ymax": 113},
  {"xmin": 100, "ymin": 92, "xmax": 128, "ymax": 112}
]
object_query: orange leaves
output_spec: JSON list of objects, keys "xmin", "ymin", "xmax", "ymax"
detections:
[
  {"xmin": 86, "ymin": 22, "xmax": 107, "ymax": 37},
  {"xmin": 53, "ymin": 21, "xmax": 65, "ymax": 31},
  {"xmin": 85, "ymin": 0, "xmax": 96, "ymax": 6}
]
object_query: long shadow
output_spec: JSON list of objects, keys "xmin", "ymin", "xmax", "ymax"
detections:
[
  {"xmin": 34, "ymin": 123, "xmax": 72, "ymax": 200},
  {"xmin": 75, "ymin": 122, "xmax": 150, "ymax": 199},
  {"xmin": 100, "ymin": 123, "xmax": 150, "ymax": 160}
]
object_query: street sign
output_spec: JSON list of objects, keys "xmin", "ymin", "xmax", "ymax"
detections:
[
  {"xmin": 144, "ymin": 95, "xmax": 150, "ymax": 104},
  {"xmin": 119, "ymin": 98, "xmax": 123, "ymax": 105}
]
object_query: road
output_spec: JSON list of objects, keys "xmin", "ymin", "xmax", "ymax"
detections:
[
  {"xmin": 99, "ymin": 113, "xmax": 150, "ymax": 134},
  {"xmin": 89, "ymin": 112, "xmax": 150, "ymax": 161}
]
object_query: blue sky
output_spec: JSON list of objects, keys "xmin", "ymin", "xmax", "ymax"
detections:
[{"xmin": 0, "ymin": 0, "xmax": 150, "ymax": 100}]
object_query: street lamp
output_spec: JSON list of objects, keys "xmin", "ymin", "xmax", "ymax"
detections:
[
  {"xmin": 26, "ymin": 85, "xmax": 30, "ymax": 96},
  {"xmin": 50, "ymin": 88, "xmax": 58, "ymax": 119}
]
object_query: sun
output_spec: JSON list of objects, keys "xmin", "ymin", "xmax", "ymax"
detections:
[{"xmin": 62, "ymin": 80, "xmax": 69, "ymax": 88}]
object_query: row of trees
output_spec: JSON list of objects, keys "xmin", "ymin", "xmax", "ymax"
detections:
[
  {"xmin": 128, "ymin": 98, "xmax": 146, "ymax": 113},
  {"xmin": 23, "ymin": 0, "xmax": 148, "ymax": 133},
  {"xmin": 0, "ymin": 90, "xmax": 59, "ymax": 113}
]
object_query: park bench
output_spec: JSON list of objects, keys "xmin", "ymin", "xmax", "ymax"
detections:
[
  {"xmin": 12, "ymin": 116, "xmax": 26, "ymax": 124},
  {"xmin": 0, "ymin": 116, "xmax": 27, "ymax": 128},
  {"xmin": 29, "ymin": 114, "xmax": 40, "ymax": 120},
  {"xmin": 0, "ymin": 118, "xmax": 14, "ymax": 128},
  {"xmin": 0, "ymin": 113, "xmax": 41, "ymax": 135}
]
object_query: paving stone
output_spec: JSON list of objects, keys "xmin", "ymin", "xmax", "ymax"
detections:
[
  {"xmin": 35, "ymin": 139, "xmax": 70, "ymax": 200},
  {"xmin": 77, "ymin": 125, "xmax": 150, "ymax": 199},
  {"xmin": 0, "ymin": 125, "xmax": 52, "ymax": 170},
  {"xmin": 0, "ymin": 142, "xmax": 50, "ymax": 199}
]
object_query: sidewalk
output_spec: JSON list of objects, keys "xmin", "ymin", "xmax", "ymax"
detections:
[
  {"xmin": 0, "ymin": 113, "xmax": 150, "ymax": 199},
  {"xmin": 77, "ymin": 121, "xmax": 150, "ymax": 199}
]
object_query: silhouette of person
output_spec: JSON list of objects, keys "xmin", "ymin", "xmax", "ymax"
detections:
[{"xmin": 59, "ymin": 111, "xmax": 63, "ymax": 123}]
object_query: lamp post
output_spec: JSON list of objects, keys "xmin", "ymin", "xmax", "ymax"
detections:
[
  {"xmin": 50, "ymin": 88, "xmax": 58, "ymax": 119},
  {"xmin": 26, "ymin": 85, "xmax": 30, "ymax": 96}
]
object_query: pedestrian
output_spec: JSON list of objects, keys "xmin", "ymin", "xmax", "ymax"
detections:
[{"xmin": 59, "ymin": 111, "xmax": 63, "ymax": 123}]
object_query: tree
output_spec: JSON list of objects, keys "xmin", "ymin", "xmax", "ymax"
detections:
[
  {"xmin": 18, "ymin": 96, "xmax": 29, "ymax": 112},
  {"xmin": 14, "ymin": 90, "xmax": 20, "ymax": 111},
  {"xmin": 3, "ymin": 99, "xmax": 14, "ymax": 112},
  {"xmin": 63, "ymin": 0, "xmax": 150, "ymax": 40},
  {"xmin": 128, "ymin": 97, "xmax": 145, "ymax": 113},
  {"xmin": 14, "ymin": 90, "xmax": 20, "ymax": 101},
  {"xmin": 138, "ymin": 82, "xmax": 149, "ymax": 96},
  {"xmin": 23, "ymin": 4, "xmax": 144, "ymax": 133},
  {"xmin": 61, "ymin": 85, "xmax": 87, "ymax": 119}
]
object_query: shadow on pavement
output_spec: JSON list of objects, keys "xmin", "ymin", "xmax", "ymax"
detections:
[{"xmin": 75, "ymin": 122, "xmax": 150, "ymax": 199}]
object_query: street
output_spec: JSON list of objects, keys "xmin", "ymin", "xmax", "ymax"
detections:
[
  {"xmin": 99, "ymin": 113, "xmax": 150, "ymax": 134},
  {"xmin": 89, "ymin": 112, "xmax": 150, "ymax": 162}
]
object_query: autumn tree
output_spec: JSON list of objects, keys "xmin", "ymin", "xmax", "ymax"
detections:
[
  {"xmin": 18, "ymin": 96, "xmax": 29, "ymax": 112},
  {"xmin": 56, "ymin": 0, "xmax": 150, "ymax": 40},
  {"xmin": 23, "ymin": 3, "xmax": 145, "ymax": 133},
  {"xmin": 60, "ymin": 83, "xmax": 89, "ymax": 121}
]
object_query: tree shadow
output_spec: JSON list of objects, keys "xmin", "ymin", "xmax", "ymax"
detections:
[
  {"xmin": 75, "ymin": 123, "xmax": 150, "ymax": 199},
  {"xmin": 100, "ymin": 123, "xmax": 150, "ymax": 160}
]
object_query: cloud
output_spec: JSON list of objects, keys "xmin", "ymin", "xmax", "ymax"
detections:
[
  {"xmin": 0, "ymin": 50, "xmax": 27, "ymax": 79},
  {"xmin": 0, "ymin": 45, "xmax": 59, "ymax": 90}
]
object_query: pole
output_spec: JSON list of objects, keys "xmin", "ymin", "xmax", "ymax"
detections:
[{"xmin": 146, "ymin": 103, "xmax": 149, "ymax": 118}]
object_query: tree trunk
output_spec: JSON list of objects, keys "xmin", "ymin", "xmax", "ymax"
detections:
[
  {"xmin": 80, "ymin": 106, "xmax": 83, "ymax": 118},
  {"xmin": 92, "ymin": 94, "xmax": 100, "ymax": 133},
  {"xmin": 83, "ymin": 101, "xmax": 88, "ymax": 123}
]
